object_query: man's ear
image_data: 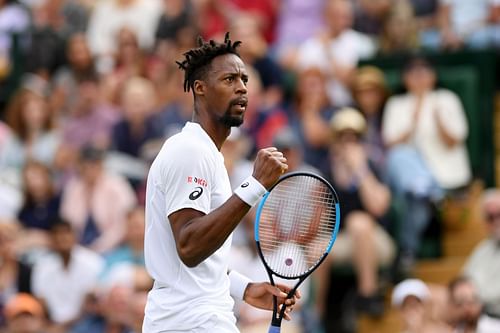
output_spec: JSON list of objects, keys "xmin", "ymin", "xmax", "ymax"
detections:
[{"xmin": 193, "ymin": 80, "xmax": 205, "ymax": 97}]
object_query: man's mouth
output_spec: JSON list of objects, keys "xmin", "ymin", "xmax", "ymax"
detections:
[{"xmin": 232, "ymin": 98, "xmax": 248, "ymax": 111}]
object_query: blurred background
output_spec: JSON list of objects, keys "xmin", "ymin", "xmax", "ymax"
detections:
[{"xmin": 0, "ymin": 0, "xmax": 499, "ymax": 332}]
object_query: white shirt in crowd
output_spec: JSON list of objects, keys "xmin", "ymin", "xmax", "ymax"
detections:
[
  {"xmin": 382, "ymin": 89, "xmax": 471, "ymax": 189},
  {"xmin": 86, "ymin": 0, "xmax": 162, "ymax": 58},
  {"xmin": 31, "ymin": 246, "xmax": 104, "ymax": 323},
  {"xmin": 143, "ymin": 122, "xmax": 236, "ymax": 332},
  {"xmin": 440, "ymin": 0, "xmax": 500, "ymax": 37},
  {"xmin": 296, "ymin": 29, "xmax": 376, "ymax": 107}
]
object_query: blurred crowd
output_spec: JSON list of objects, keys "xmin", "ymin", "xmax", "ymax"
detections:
[{"xmin": 0, "ymin": 0, "xmax": 499, "ymax": 332}]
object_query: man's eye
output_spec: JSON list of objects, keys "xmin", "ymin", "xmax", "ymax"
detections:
[{"xmin": 225, "ymin": 77, "xmax": 234, "ymax": 83}]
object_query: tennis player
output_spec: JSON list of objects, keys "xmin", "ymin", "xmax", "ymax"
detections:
[{"xmin": 143, "ymin": 33, "xmax": 300, "ymax": 332}]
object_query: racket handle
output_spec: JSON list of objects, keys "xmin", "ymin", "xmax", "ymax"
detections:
[{"xmin": 268, "ymin": 325, "xmax": 281, "ymax": 333}]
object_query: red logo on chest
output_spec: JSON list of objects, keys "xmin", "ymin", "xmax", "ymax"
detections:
[{"xmin": 187, "ymin": 176, "xmax": 208, "ymax": 187}]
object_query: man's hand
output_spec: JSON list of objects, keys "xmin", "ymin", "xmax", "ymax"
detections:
[
  {"xmin": 243, "ymin": 282, "xmax": 301, "ymax": 321},
  {"xmin": 252, "ymin": 147, "xmax": 288, "ymax": 189}
]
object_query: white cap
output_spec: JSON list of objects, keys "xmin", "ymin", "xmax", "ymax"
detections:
[{"xmin": 392, "ymin": 279, "xmax": 430, "ymax": 307}]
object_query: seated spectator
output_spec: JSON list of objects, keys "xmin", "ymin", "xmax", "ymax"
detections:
[
  {"xmin": 447, "ymin": 276, "xmax": 500, "ymax": 333},
  {"xmin": 56, "ymin": 74, "xmax": 120, "ymax": 174},
  {"xmin": 314, "ymin": 108, "xmax": 395, "ymax": 319},
  {"xmin": 382, "ymin": 55, "xmax": 471, "ymax": 271},
  {"xmin": 287, "ymin": 67, "xmax": 336, "ymax": 171},
  {"xmin": 0, "ymin": 223, "xmax": 33, "ymax": 327},
  {"xmin": 351, "ymin": 66, "xmax": 389, "ymax": 170},
  {"xmin": 18, "ymin": 161, "xmax": 60, "ymax": 232},
  {"xmin": 462, "ymin": 189, "xmax": 500, "ymax": 318},
  {"xmin": 111, "ymin": 77, "xmax": 161, "ymax": 158},
  {"xmin": 51, "ymin": 33, "xmax": 96, "ymax": 119},
  {"xmin": 295, "ymin": 0, "xmax": 376, "ymax": 107},
  {"xmin": 379, "ymin": 0, "xmax": 421, "ymax": 54},
  {"xmin": 421, "ymin": 0, "xmax": 500, "ymax": 50},
  {"xmin": 155, "ymin": 0, "xmax": 194, "ymax": 44},
  {"xmin": 101, "ymin": 206, "xmax": 145, "ymax": 279},
  {"xmin": 230, "ymin": 13, "xmax": 285, "ymax": 110},
  {"xmin": 392, "ymin": 279, "xmax": 452, "ymax": 333},
  {"xmin": 352, "ymin": 0, "xmax": 392, "ymax": 36},
  {"xmin": 86, "ymin": 0, "xmax": 163, "ymax": 73},
  {"xmin": 59, "ymin": 145, "xmax": 137, "ymax": 253},
  {"xmin": 2, "ymin": 293, "xmax": 47, "ymax": 333},
  {"xmin": 1, "ymin": 78, "xmax": 60, "ymax": 173},
  {"xmin": 70, "ymin": 285, "xmax": 138, "ymax": 333},
  {"xmin": 31, "ymin": 219, "xmax": 104, "ymax": 327},
  {"xmin": 240, "ymin": 67, "xmax": 288, "ymax": 155}
]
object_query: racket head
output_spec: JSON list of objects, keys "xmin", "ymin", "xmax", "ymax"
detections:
[{"xmin": 254, "ymin": 171, "xmax": 340, "ymax": 280}]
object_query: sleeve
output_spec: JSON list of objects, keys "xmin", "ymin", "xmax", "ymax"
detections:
[
  {"xmin": 382, "ymin": 96, "xmax": 413, "ymax": 145},
  {"xmin": 435, "ymin": 89, "xmax": 468, "ymax": 142},
  {"xmin": 164, "ymin": 143, "xmax": 214, "ymax": 217}
]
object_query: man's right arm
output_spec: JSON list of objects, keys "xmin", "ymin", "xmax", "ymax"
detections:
[{"xmin": 169, "ymin": 147, "xmax": 287, "ymax": 267}]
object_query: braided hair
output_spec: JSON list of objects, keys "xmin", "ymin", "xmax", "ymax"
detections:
[{"xmin": 176, "ymin": 32, "xmax": 242, "ymax": 93}]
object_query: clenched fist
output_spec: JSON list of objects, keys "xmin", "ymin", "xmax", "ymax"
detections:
[{"xmin": 252, "ymin": 147, "xmax": 288, "ymax": 189}]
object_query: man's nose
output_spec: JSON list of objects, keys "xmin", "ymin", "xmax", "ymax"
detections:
[{"xmin": 235, "ymin": 78, "xmax": 247, "ymax": 94}]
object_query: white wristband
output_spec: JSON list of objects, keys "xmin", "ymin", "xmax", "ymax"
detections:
[
  {"xmin": 228, "ymin": 270, "xmax": 252, "ymax": 301},
  {"xmin": 234, "ymin": 176, "xmax": 267, "ymax": 207}
]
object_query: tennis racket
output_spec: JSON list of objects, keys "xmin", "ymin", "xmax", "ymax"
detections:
[{"xmin": 254, "ymin": 171, "xmax": 340, "ymax": 332}]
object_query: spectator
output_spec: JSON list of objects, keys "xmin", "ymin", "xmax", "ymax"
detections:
[
  {"xmin": 86, "ymin": 0, "xmax": 163, "ymax": 73},
  {"xmin": 286, "ymin": 67, "xmax": 335, "ymax": 171},
  {"xmin": 462, "ymin": 189, "xmax": 500, "ymax": 318},
  {"xmin": 51, "ymin": 33, "xmax": 96, "ymax": 119},
  {"xmin": 351, "ymin": 66, "xmax": 389, "ymax": 170},
  {"xmin": 379, "ymin": 0, "xmax": 421, "ymax": 54},
  {"xmin": 155, "ymin": 0, "xmax": 195, "ymax": 43},
  {"xmin": 1, "ymin": 79, "xmax": 60, "ymax": 172},
  {"xmin": 352, "ymin": 0, "xmax": 392, "ymax": 36},
  {"xmin": 56, "ymin": 73, "xmax": 120, "ymax": 173},
  {"xmin": 230, "ymin": 13, "xmax": 285, "ymax": 109},
  {"xmin": 421, "ymin": 0, "xmax": 500, "ymax": 50},
  {"xmin": 31, "ymin": 219, "xmax": 104, "ymax": 326},
  {"xmin": 447, "ymin": 276, "xmax": 500, "ymax": 333},
  {"xmin": 272, "ymin": 126, "xmax": 320, "ymax": 175},
  {"xmin": 18, "ymin": 160, "xmax": 61, "ymax": 232},
  {"xmin": 0, "ymin": 223, "xmax": 33, "ymax": 327},
  {"xmin": 240, "ymin": 66, "xmax": 288, "ymax": 154},
  {"xmin": 315, "ymin": 108, "xmax": 395, "ymax": 319},
  {"xmin": 69, "ymin": 285, "xmax": 135, "ymax": 333},
  {"xmin": 59, "ymin": 145, "xmax": 137, "ymax": 253},
  {"xmin": 111, "ymin": 77, "xmax": 161, "ymax": 159},
  {"xmin": 102, "ymin": 27, "xmax": 149, "ymax": 106},
  {"xmin": 296, "ymin": 0, "xmax": 376, "ymax": 107},
  {"xmin": 273, "ymin": 0, "xmax": 326, "ymax": 71},
  {"xmin": 382, "ymin": 55, "xmax": 472, "ymax": 271},
  {"xmin": 101, "ymin": 206, "xmax": 145, "ymax": 279},
  {"xmin": 392, "ymin": 279, "xmax": 452, "ymax": 333},
  {"xmin": 2, "ymin": 293, "xmax": 47, "ymax": 333}
]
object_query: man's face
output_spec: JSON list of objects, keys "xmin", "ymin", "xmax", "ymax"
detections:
[
  {"xmin": 450, "ymin": 282, "xmax": 482, "ymax": 326},
  {"xmin": 200, "ymin": 54, "xmax": 249, "ymax": 127}
]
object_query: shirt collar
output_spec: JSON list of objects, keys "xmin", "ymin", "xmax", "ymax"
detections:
[{"xmin": 183, "ymin": 121, "xmax": 221, "ymax": 155}]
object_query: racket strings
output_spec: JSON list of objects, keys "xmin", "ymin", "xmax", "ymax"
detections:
[{"xmin": 258, "ymin": 176, "xmax": 337, "ymax": 278}]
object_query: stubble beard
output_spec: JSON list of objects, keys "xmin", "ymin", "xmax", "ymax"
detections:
[{"xmin": 219, "ymin": 105, "xmax": 244, "ymax": 127}]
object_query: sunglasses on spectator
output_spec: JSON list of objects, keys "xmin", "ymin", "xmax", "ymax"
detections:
[{"xmin": 485, "ymin": 211, "xmax": 500, "ymax": 223}]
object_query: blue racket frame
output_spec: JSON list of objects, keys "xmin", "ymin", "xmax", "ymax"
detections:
[{"xmin": 254, "ymin": 171, "xmax": 340, "ymax": 332}]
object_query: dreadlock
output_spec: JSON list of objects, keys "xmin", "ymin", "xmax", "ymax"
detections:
[{"xmin": 176, "ymin": 32, "xmax": 242, "ymax": 93}]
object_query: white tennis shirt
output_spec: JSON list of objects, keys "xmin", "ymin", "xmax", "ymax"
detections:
[{"xmin": 143, "ymin": 122, "xmax": 237, "ymax": 332}]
